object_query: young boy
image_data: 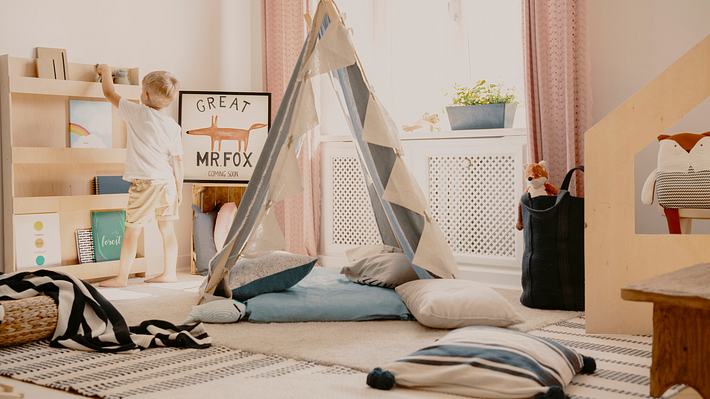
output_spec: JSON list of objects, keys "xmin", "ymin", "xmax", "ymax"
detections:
[{"xmin": 97, "ymin": 65, "xmax": 184, "ymax": 287}]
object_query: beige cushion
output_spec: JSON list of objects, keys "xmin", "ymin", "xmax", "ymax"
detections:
[
  {"xmin": 345, "ymin": 244, "xmax": 401, "ymax": 262},
  {"xmin": 395, "ymin": 279, "xmax": 522, "ymax": 329},
  {"xmin": 341, "ymin": 252, "xmax": 418, "ymax": 288},
  {"xmin": 214, "ymin": 202, "xmax": 238, "ymax": 251}
]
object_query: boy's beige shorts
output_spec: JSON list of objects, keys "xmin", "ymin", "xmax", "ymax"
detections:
[{"xmin": 125, "ymin": 179, "xmax": 178, "ymax": 228}]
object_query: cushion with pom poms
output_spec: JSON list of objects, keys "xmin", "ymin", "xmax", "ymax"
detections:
[{"xmin": 367, "ymin": 326, "xmax": 595, "ymax": 398}]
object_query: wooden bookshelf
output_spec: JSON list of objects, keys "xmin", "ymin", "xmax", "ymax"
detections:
[
  {"xmin": 19, "ymin": 258, "xmax": 147, "ymax": 281},
  {"xmin": 14, "ymin": 194, "xmax": 130, "ymax": 214},
  {"xmin": 0, "ymin": 55, "xmax": 148, "ymax": 280},
  {"xmin": 10, "ymin": 76, "xmax": 140, "ymax": 99},
  {"xmin": 13, "ymin": 147, "xmax": 127, "ymax": 164}
]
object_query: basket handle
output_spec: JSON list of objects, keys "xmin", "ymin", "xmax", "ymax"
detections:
[{"xmin": 560, "ymin": 166, "xmax": 584, "ymax": 191}]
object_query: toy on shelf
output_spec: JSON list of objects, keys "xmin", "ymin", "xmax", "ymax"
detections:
[
  {"xmin": 94, "ymin": 64, "xmax": 130, "ymax": 84},
  {"xmin": 641, "ymin": 131, "xmax": 710, "ymax": 234},
  {"xmin": 402, "ymin": 112, "xmax": 440, "ymax": 133},
  {"xmin": 516, "ymin": 160, "xmax": 559, "ymax": 230}
]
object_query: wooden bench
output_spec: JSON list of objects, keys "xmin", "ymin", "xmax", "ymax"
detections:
[{"xmin": 621, "ymin": 263, "xmax": 710, "ymax": 398}]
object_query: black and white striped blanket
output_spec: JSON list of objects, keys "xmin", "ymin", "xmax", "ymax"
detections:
[{"xmin": 0, "ymin": 270, "xmax": 211, "ymax": 352}]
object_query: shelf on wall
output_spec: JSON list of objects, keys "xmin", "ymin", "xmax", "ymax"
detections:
[
  {"xmin": 319, "ymin": 128, "xmax": 528, "ymax": 143},
  {"xmin": 21, "ymin": 258, "xmax": 147, "ymax": 281},
  {"xmin": 13, "ymin": 147, "xmax": 127, "ymax": 164},
  {"xmin": 14, "ymin": 194, "xmax": 128, "ymax": 214},
  {"xmin": 10, "ymin": 76, "xmax": 140, "ymax": 100}
]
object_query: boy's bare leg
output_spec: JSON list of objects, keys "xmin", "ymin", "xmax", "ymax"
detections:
[
  {"xmin": 99, "ymin": 226, "xmax": 142, "ymax": 287},
  {"xmin": 146, "ymin": 220, "xmax": 178, "ymax": 283}
]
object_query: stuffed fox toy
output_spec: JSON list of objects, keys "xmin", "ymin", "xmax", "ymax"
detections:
[
  {"xmin": 641, "ymin": 132, "xmax": 710, "ymax": 233},
  {"xmin": 516, "ymin": 161, "xmax": 559, "ymax": 230}
]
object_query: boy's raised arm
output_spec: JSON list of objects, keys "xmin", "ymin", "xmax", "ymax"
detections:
[{"xmin": 97, "ymin": 64, "xmax": 121, "ymax": 107}]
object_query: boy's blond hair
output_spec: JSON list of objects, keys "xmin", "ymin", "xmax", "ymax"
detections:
[{"xmin": 142, "ymin": 71, "xmax": 179, "ymax": 109}]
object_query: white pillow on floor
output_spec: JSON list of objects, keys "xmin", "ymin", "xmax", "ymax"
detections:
[
  {"xmin": 184, "ymin": 298, "xmax": 246, "ymax": 324},
  {"xmin": 395, "ymin": 279, "xmax": 522, "ymax": 329}
]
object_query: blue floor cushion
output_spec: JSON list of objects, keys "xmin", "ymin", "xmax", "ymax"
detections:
[
  {"xmin": 245, "ymin": 267, "xmax": 412, "ymax": 322},
  {"xmin": 230, "ymin": 251, "xmax": 317, "ymax": 301}
]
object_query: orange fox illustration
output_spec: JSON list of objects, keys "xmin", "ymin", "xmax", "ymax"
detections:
[{"xmin": 186, "ymin": 115, "xmax": 267, "ymax": 152}]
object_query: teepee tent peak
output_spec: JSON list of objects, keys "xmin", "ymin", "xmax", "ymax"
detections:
[
  {"xmin": 300, "ymin": 9, "xmax": 357, "ymax": 80},
  {"xmin": 200, "ymin": 0, "xmax": 459, "ymax": 301}
]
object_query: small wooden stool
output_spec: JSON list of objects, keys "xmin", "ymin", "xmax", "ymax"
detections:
[
  {"xmin": 662, "ymin": 208, "xmax": 710, "ymax": 234},
  {"xmin": 621, "ymin": 264, "xmax": 710, "ymax": 398}
]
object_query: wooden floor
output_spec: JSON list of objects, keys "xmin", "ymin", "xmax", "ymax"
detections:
[{"xmin": 676, "ymin": 387, "xmax": 703, "ymax": 398}]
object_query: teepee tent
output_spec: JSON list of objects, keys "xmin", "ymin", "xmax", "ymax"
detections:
[{"xmin": 201, "ymin": 0, "xmax": 458, "ymax": 299}]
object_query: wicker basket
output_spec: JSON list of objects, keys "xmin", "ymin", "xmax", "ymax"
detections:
[{"xmin": 0, "ymin": 295, "xmax": 58, "ymax": 347}]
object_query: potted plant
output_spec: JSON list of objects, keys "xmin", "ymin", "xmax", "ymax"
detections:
[{"xmin": 446, "ymin": 80, "xmax": 517, "ymax": 130}]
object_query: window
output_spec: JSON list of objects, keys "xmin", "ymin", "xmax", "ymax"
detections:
[{"xmin": 315, "ymin": 0, "xmax": 526, "ymax": 133}]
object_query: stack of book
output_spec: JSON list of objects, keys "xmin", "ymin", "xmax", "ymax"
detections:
[{"xmin": 92, "ymin": 175, "xmax": 130, "ymax": 195}]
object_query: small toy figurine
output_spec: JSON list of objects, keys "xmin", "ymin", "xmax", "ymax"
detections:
[
  {"xmin": 95, "ymin": 65, "xmax": 129, "ymax": 84},
  {"xmin": 402, "ymin": 112, "xmax": 441, "ymax": 133}
]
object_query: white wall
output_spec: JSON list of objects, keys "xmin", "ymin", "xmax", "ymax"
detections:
[
  {"xmin": 587, "ymin": 0, "xmax": 710, "ymax": 234},
  {"xmin": 0, "ymin": 0, "xmax": 264, "ymax": 270},
  {"xmin": 321, "ymin": 0, "xmax": 525, "ymax": 132}
]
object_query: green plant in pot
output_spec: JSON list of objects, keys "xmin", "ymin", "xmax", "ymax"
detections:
[{"xmin": 446, "ymin": 80, "xmax": 517, "ymax": 130}]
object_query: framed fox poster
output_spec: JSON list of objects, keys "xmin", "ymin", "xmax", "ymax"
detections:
[{"xmin": 178, "ymin": 91, "xmax": 271, "ymax": 183}]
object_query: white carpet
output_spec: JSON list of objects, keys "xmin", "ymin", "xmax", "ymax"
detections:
[{"xmin": 111, "ymin": 276, "xmax": 579, "ymax": 371}]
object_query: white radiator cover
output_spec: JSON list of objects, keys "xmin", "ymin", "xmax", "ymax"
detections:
[{"xmin": 320, "ymin": 129, "xmax": 527, "ymax": 289}]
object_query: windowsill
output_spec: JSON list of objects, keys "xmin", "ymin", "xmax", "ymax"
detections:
[{"xmin": 319, "ymin": 127, "xmax": 527, "ymax": 142}]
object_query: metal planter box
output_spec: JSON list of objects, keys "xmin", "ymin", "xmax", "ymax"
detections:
[{"xmin": 446, "ymin": 103, "xmax": 517, "ymax": 130}]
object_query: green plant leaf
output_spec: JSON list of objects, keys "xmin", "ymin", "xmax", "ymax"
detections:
[{"xmin": 450, "ymin": 80, "xmax": 517, "ymax": 106}]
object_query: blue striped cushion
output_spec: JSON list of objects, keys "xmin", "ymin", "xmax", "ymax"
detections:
[{"xmin": 367, "ymin": 326, "xmax": 595, "ymax": 398}]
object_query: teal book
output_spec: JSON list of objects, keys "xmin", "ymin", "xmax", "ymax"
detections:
[{"xmin": 91, "ymin": 210, "xmax": 125, "ymax": 262}]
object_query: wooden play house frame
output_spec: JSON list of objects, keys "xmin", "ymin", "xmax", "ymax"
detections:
[{"xmin": 585, "ymin": 34, "xmax": 710, "ymax": 334}]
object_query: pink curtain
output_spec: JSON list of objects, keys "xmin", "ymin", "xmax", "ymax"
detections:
[
  {"xmin": 264, "ymin": 0, "xmax": 320, "ymax": 256},
  {"xmin": 523, "ymin": 0, "xmax": 590, "ymax": 195}
]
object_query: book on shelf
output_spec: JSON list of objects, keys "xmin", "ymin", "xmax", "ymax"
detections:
[
  {"xmin": 14, "ymin": 213, "xmax": 61, "ymax": 269},
  {"xmin": 69, "ymin": 99, "xmax": 112, "ymax": 148},
  {"xmin": 93, "ymin": 176, "xmax": 130, "ymax": 194},
  {"xmin": 35, "ymin": 47, "xmax": 68, "ymax": 80},
  {"xmin": 91, "ymin": 210, "xmax": 126, "ymax": 262},
  {"xmin": 75, "ymin": 228, "xmax": 95, "ymax": 264}
]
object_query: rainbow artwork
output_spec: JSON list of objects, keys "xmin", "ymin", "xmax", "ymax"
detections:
[{"xmin": 69, "ymin": 100, "xmax": 112, "ymax": 148}]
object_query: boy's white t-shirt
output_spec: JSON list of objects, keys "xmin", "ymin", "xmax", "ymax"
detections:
[{"xmin": 118, "ymin": 98, "xmax": 183, "ymax": 182}]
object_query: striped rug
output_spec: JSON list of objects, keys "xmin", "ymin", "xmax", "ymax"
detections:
[
  {"xmin": 0, "ymin": 317, "xmax": 685, "ymax": 398},
  {"xmin": 0, "ymin": 342, "xmax": 358, "ymax": 399},
  {"xmin": 532, "ymin": 317, "xmax": 683, "ymax": 399}
]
